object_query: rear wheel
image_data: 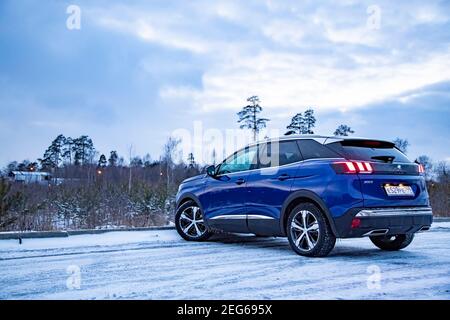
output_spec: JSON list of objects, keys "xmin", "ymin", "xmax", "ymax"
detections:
[
  {"xmin": 287, "ymin": 203, "xmax": 336, "ymax": 257},
  {"xmin": 175, "ymin": 200, "xmax": 212, "ymax": 241},
  {"xmin": 370, "ymin": 234, "xmax": 414, "ymax": 251}
]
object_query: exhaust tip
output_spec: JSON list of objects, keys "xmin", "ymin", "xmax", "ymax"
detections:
[
  {"xmin": 363, "ymin": 229, "xmax": 389, "ymax": 236},
  {"xmin": 418, "ymin": 226, "xmax": 430, "ymax": 232}
]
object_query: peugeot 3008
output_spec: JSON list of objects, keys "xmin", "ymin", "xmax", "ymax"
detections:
[{"xmin": 175, "ymin": 135, "xmax": 433, "ymax": 257}]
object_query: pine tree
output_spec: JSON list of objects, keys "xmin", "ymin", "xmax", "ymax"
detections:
[
  {"xmin": 72, "ymin": 136, "xmax": 95, "ymax": 165},
  {"xmin": 286, "ymin": 109, "xmax": 316, "ymax": 135},
  {"xmin": 62, "ymin": 137, "xmax": 74, "ymax": 165},
  {"xmin": 108, "ymin": 151, "xmax": 118, "ymax": 167},
  {"xmin": 17, "ymin": 160, "xmax": 31, "ymax": 172},
  {"xmin": 41, "ymin": 134, "xmax": 66, "ymax": 169},
  {"xmin": 334, "ymin": 124, "xmax": 355, "ymax": 136},
  {"xmin": 97, "ymin": 154, "xmax": 107, "ymax": 168},
  {"xmin": 237, "ymin": 96, "xmax": 270, "ymax": 142},
  {"xmin": 303, "ymin": 109, "xmax": 316, "ymax": 134},
  {"xmin": 286, "ymin": 113, "xmax": 304, "ymax": 134}
]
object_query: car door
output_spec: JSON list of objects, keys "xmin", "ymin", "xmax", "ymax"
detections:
[
  {"xmin": 246, "ymin": 140, "xmax": 302, "ymax": 235},
  {"xmin": 203, "ymin": 145, "xmax": 257, "ymax": 233}
]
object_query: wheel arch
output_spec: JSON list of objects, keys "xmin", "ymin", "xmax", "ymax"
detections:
[
  {"xmin": 280, "ymin": 190, "xmax": 338, "ymax": 237},
  {"xmin": 176, "ymin": 193, "xmax": 209, "ymax": 226},
  {"xmin": 177, "ymin": 192, "xmax": 201, "ymax": 208}
]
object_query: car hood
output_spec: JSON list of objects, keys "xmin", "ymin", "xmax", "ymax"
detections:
[{"xmin": 182, "ymin": 174, "xmax": 206, "ymax": 184}]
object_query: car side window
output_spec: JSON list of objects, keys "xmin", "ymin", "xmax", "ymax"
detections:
[
  {"xmin": 259, "ymin": 141, "xmax": 302, "ymax": 168},
  {"xmin": 217, "ymin": 145, "xmax": 258, "ymax": 175},
  {"xmin": 296, "ymin": 139, "xmax": 340, "ymax": 159}
]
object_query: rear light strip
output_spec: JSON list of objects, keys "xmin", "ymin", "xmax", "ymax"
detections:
[
  {"xmin": 418, "ymin": 164, "xmax": 425, "ymax": 174},
  {"xmin": 334, "ymin": 161, "xmax": 373, "ymax": 174}
]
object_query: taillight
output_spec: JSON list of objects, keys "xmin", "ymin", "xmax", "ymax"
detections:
[
  {"xmin": 351, "ymin": 218, "xmax": 361, "ymax": 229},
  {"xmin": 332, "ymin": 161, "xmax": 373, "ymax": 174},
  {"xmin": 418, "ymin": 164, "xmax": 425, "ymax": 174}
]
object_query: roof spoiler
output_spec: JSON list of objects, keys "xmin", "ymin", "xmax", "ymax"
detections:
[{"xmin": 338, "ymin": 139, "xmax": 395, "ymax": 148}]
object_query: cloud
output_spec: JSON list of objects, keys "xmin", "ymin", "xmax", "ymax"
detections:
[
  {"xmin": 161, "ymin": 49, "xmax": 450, "ymax": 113},
  {"xmin": 262, "ymin": 20, "xmax": 306, "ymax": 46},
  {"xmin": 1, "ymin": 0, "xmax": 450, "ymax": 166},
  {"xmin": 94, "ymin": 13, "xmax": 210, "ymax": 54}
]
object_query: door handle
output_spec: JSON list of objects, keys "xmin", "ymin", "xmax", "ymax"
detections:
[
  {"xmin": 235, "ymin": 178, "xmax": 245, "ymax": 185},
  {"xmin": 278, "ymin": 174, "xmax": 290, "ymax": 181}
]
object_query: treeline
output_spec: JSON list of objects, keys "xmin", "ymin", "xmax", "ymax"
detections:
[
  {"xmin": 417, "ymin": 156, "xmax": 449, "ymax": 217},
  {"xmin": 1, "ymin": 97, "xmax": 449, "ymax": 231},
  {"xmin": 0, "ymin": 135, "xmax": 202, "ymax": 231}
]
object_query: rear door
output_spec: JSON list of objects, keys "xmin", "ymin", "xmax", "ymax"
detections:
[
  {"xmin": 246, "ymin": 140, "xmax": 302, "ymax": 235},
  {"xmin": 326, "ymin": 139, "xmax": 429, "ymax": 208}
]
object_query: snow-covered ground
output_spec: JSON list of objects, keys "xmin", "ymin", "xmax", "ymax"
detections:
[{"xmin": 1, "ymin": 222, "xmax": 450, "ymax": 300}]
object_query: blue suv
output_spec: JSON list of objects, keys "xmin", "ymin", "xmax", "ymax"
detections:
[{"xmin": 175, "ymin": 135, "xmax": 433, "ymax": 257}]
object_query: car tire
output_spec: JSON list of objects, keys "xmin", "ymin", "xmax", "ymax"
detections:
[
  {"xmin": 369, "ymin": 234, "xmax": 414, "ymax": 251},
  {"xmin": 287, "ymin": 203, "xmax": 336, "ymax": 257},
  {"xmin": 175, "ymin": 200, "xmax": 212, "ymax": 241}
]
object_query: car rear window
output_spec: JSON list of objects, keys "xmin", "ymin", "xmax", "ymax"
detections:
[
  {"xmin": 296, "ymin": 139, "xmax": 341, "ymax": 160},
  {"xmin": 326, "ymin": 140, "xmax": 411, "ymax": 163}
]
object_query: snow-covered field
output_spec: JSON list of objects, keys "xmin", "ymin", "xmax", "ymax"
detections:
[{"xmin": 1, "ymin": 222, "xmax": 450, "ymax": 300}]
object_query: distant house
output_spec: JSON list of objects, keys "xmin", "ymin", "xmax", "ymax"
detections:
[{"xmin": 9, "ymin": 171, "xmax": 51, "ymax": 185}]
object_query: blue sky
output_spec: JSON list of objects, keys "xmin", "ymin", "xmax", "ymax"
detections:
[{"xmin": 0, "ymin": 0, "xmax": 449, "ymax": 166}]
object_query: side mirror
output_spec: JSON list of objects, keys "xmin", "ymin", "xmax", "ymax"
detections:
[{"xmin": 206, "ymin": 165, "xmax": 216, "ymax": 177}]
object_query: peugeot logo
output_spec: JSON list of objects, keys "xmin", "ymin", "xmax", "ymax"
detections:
[{"xmin": 397, "ymin": 165, "xmax": 402, "ymax": 169}]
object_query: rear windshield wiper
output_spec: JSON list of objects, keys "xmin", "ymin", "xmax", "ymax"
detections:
[{"xmin": 371, "ymin": 156, "xmax": 395, "ymax": 163}]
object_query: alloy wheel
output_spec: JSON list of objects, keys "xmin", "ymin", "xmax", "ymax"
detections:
[
  {"xmin": 179, "ymin": 206, "xmax": 207, "ymax": 238},
  {"xmin": 290, "ymin": 210, "xmax": 320, "ymax": 252}
]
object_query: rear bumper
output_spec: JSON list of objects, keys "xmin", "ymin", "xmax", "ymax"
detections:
[{"xmin": 333, "ymin": 207, "xmax": 433, "ymax": 238}]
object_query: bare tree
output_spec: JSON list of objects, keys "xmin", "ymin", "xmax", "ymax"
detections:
[
  {"xmin": 393, "ymin": 138, "xmax": 409, "ymax": 154},
  {"xmin": 416, "ymin": 155, "xmax": 433, "ymax": 180},
  {"xmin": 163, "ymin": 137, "xmax": 181, "ymax": 191}
]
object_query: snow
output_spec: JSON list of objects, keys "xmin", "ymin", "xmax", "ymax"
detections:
[{"xmin": 1, "ymin": 222, "xmax": 449, "ymax": 300}]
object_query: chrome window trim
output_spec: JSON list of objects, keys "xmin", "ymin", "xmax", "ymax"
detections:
[
  {"xmin": 213, "ymin": 157, "xmax": 345, "ymax": 178},
  {"xmin": 355, "ymin": 207, "xmax": 433, "ymax": 217},
  {"xmin": 213, "ymin": 134, "xmax": 393, "ymax": 177}
]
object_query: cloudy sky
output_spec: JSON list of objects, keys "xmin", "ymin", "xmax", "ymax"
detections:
[{"xmin": 0, "ymin": 0, "xmax": 449, "ymax": 166}]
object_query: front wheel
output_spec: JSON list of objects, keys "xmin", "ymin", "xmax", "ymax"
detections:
[
  {"xmin": 287, "ymin": 203, "xmax": 336, "ymax": 257},
  {"xmin": 175, "ymin": 200, "xmax": 212, "ymax": 241},
  {"xmin": 370, "ymin": 234, "xmax": 414, "ymax": 251}
]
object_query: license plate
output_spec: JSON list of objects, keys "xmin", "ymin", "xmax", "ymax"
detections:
[{"xmin": 384, "ymin": 185, "xmax": 414, "ymax": 196}]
